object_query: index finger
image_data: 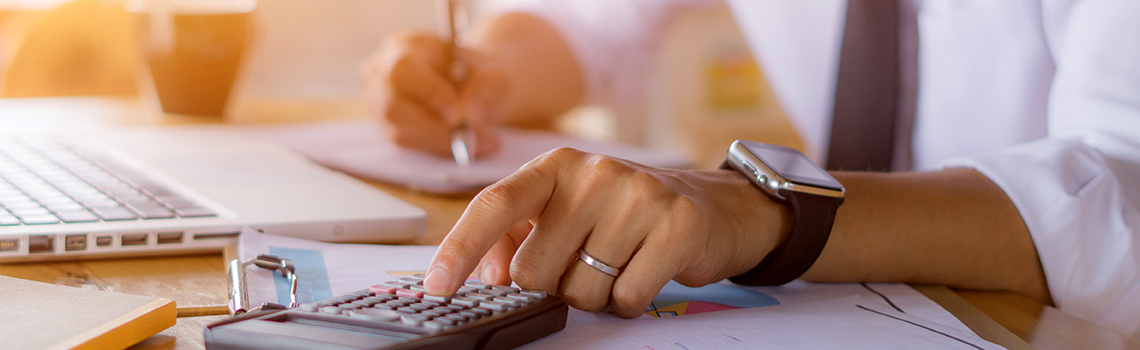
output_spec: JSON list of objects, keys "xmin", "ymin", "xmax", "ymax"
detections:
[{"xmin": 422, "ymin": 154, "xmax": 561, "ymax": 295}]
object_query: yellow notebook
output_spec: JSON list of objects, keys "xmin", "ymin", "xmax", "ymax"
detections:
[{"xmin": 0, "ymin": 275, "xmax": 176, "ymax": 350}]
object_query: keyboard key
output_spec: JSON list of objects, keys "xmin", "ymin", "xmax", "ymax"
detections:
[
  {"xmin": 92, "ymin": 207, "xmax": 138, "ymax": 221},
  {"xmin": 174, "ymin": 207, "xmax": 217, "ymax": 218},
  {"xmin": 20, "ymin": 213, "xmax": 60, "ymax": 225},
  {"xmin": 11, "ymin": 207, "xmax": 51, "ymax": 217},
  {"xmin": 55, "ymin": 209, "xmax": 99, "ymax": 223},
  {"xmin": 44, "ymin": 202, "xmax": 84, "ymax": 212},
  {"xmin": 0, "ymin": 215, "xmax": 22, "ymax": 226},
  {"xmin": 349, "ymin": 309, "xmax": 399, "ymax": 322},
  {"xmin": 125, "ymin": 203, "xmax": 175, "ymax": 219}
]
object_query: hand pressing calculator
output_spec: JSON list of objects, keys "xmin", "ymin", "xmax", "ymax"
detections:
[{"xmin": 203, "ymin": 275, "xmax": 568, "ymax": 350}]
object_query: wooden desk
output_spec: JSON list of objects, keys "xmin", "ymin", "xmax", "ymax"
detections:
[{"xmin": 1, "ymin": 97, "xmax": 1137, "ymax": 350}]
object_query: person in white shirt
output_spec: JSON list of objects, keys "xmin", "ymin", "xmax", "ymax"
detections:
[{"xmin": 361, "ymin": 0, "xmax": 1140, "ymax": 337}]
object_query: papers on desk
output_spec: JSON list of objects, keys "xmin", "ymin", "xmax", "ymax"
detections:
[
  {"xmin": 238, "ymin": 229, "xmax": 1005, "ymax": 349},
  {"xmin": 246, "ymin": 120, "xmax": 690, "ymax": 194}
]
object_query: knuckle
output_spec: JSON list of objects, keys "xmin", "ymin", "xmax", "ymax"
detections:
[{"xmin": 610, "ymin": 282, "xmax": 652, "ymax": 315}]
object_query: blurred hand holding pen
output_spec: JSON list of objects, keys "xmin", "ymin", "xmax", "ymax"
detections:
[{"xmin": 439, "ymin": 0, "xmax": 474, "ymax": 167}]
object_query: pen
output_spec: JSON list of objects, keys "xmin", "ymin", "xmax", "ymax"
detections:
[{"xmin": 439, "ymin": 0, "xmax": 474, "ymax": 167}]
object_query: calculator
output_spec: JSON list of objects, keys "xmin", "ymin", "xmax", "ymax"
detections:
[{"xmin": 203, "ymin": 275, "xmax": 568, "ymax": 350}]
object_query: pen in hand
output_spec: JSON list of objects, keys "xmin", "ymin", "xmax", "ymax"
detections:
[{"xmin": 439, "ymin": 0, "xmax": 474, "ymax": 167}]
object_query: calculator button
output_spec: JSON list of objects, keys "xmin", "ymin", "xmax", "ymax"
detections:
[
  {"xmin": 398, "ymin": 297, "xmax": 420, "ymax": 303},
  {"xmin": 521, "ymin": 290, "xmax": 547, "ymax": 299},
  {"xmin": 451, "ymin": 297, "xmax": 479, "ymax": 307},
  {"xmin": 492, "ymin": 285, "xmax": 520, "ymax": 294},
  {"xmin": 420, "ymin": 311, "xmax": 443, "ymax": 319},
  {"xmin": 385, "ymin": 281, "xmax": 411, "ymax": 289},
  {"xmin": 401, "ymin": 314, "xmax": 429, "ymax": 326},
  {"xmin": 468, "ymin": 293, "xmax": 496, "ymax": 301},
  {"xmin": 446, "ymin": 304, "xmax": 466, "ymax": 312},
  {"xmin": 480, "ymin": 301, "xmax": 508, "ymax": 312},
  {"xmin": 363, "ymin": 297, "xmax": 385, "ymax": 304},
  {"xmin": 423, "ymin": 294, "xmax": 451, "ymax": 304},
  {"xmin": 458, "ymin": 310, "xmax": 480, "ymax": 320},
  {"xmin": 333, "ymin": 296, "xmax": 357, "ymax": 304},
  {"xmin": 317, "ymin": 301, "xmax": 336, "ymax": 307},
  {"xmin": 467, "ymin": 307, "xmax": 492, "ymax": 317},
  {"xmin": 349, "ymin": 309, "xmax": 400, "ymax": 322},
  {"xmin": 298, "ymin": 303, "xmax": 320, "ymax": 312},
  {"xmin": 464, "ymin": 282, "xmax": 491, "ymax": 289},
  {"xmin": 409, "ymin": 304, "xmax": 432, "ymax": 312},
  {"xmin": 413, "ymin": 273, "xmax": 426, "ymax": 278},
  {"xmin": 409, "ymin": 284, "xmax": 427, "ymax": 292},
  {"xmin": 396, "ymin": 289, "xmax": 424, "ymax": 298},
  {"xmin": 320, "ymin": 306, "xmax": 343, "ymax": 315},
  {"xmin": 457, "ymin": 286, "xmax": 479, "ymax": 295},
  {"xmin": 431, "ymin": 306, "xmax": 455, "ymax": 314},
  {"xmin": 505, "ymin": 293, "xmax": 535, "ymax": 302},
  {"xmin": 372, "ymin": 304, "xmax": 396, "ymax": 310},
  {"xmin": 492, "ymin": 297, "xmax": 521, "ymax": 307},
  {"xmin": 444, "ymin": 314, "xmax": 468, "ymax": 324},
  {"xmin": 351, "ymin": 300, "xmax": 373, "ymax": 308},
  {"xmin": 423, "ymin": 320, "xmax": 448, "ymax": 331},
  {"xmin": 484, "ymin": 289, "xmax": 510, "ymax": 297},
  {"xmin": 340, "ymin": 304, "xmax": 362, "ymax": 310},
  {"xmin": 396, "ymin": 307, "xmax": 418, "ymax": 315},
  {"xmin": 385, "ymin": 301, "xmax": 406, "ymax": 308},
  {"xmin": 353, "ymin": 291, "xmax": 374, "ymax": 298},
  {"xmin": 399, "ymin": 277, "xmax": 424, "ymax": 284},
  {"xmin": 432, "ymin": 317, "xmax": 456, "ymax": 326},
  {"xmin": 369, "ymin": 285, "xmax": 397, "ymax": 295}
]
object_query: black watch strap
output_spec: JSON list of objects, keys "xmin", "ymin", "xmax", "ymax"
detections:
[{"xmin": 728, "ymin": 188, "xmax": 843, "ymax": 286}]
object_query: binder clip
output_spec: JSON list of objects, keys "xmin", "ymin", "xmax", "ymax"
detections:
[{"xmin": 227, "ymin": 254, "xmax": 299, "ymax": 315}]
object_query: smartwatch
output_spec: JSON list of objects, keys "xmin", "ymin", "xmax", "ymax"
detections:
[{"xmin": 721, "ymin": 140, "xmax": 845, "ymax": 286}]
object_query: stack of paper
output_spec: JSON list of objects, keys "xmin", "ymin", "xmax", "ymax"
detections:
[{"xmin": 238, "ymin": 229, "xmax": 1008, "ymax": 349}]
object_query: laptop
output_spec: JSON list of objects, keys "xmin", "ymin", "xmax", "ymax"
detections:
[{"xmin": 0, "ymin": 125, "xmax": 426, "ymax": 261}]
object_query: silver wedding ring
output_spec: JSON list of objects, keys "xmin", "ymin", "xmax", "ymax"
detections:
[{"xmin": 577, "ymin": 248, "xmax": 622, "ymax": 277}]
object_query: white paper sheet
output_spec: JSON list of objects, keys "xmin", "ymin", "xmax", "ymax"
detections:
[
  {"xmin": 245, "ymin": 120, "xmax": 691, "ymax": 194},
  {"xmin": 238, "ymin": 228, "xmax": 995, "ymax": 349},
  {"xmin": 528, "ymin": 295, "xmax": 1004, "ymax": 350}
]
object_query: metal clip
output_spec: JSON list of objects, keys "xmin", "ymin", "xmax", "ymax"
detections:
[{"xmin": 227, "ymin": 254, "xmax": 300, "ymax": 315}]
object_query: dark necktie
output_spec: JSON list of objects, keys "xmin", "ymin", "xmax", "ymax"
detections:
[{"xmin": 826, "ymin": 0, "xmax": 917, "ymax": 172}]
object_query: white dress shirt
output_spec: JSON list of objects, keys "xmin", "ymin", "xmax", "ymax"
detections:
[{"xmin": 491, "ymin": 0, "xmax": 1140, "ymax": 338}]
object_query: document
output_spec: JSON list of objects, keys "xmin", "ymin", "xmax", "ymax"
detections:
[
  {"xmin": 246, "ymin": 120, "xmax": 691, "ymax": 194},
  {"xmin": 238, "ymin": 229, "xmax": 1002, "ymax": 349}
]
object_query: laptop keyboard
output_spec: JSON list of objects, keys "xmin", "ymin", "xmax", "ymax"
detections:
[{"xmin": 0, "ymin": 137, "xmax": 217, "ymax": 226}]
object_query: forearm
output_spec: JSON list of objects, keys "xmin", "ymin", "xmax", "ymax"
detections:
[
  {"xmin": 469, "ymin": 12, "xmax": 584, "ymax": 129},
  {"xmin": 800, "ymin": 168, "xmax": 1052, "ymax": 304}
]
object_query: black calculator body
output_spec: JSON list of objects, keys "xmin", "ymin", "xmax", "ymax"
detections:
[{"xmin": 203, "ymin": 279, "xmax": 568, "ymax": 350}]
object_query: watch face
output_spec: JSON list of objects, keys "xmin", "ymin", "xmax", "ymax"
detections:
[{"xmin": 743, "ymin": 141, "xmax": 843, "ymax": 190}]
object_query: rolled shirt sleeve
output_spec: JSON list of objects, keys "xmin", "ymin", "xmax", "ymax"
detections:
[
  {"xmin": 942, "ymin": 0, "xmax": 1140, "ymax": 337},
  {"xmin": 487, "ymin": 0, "xmax": 720, "ymax": 108}
]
